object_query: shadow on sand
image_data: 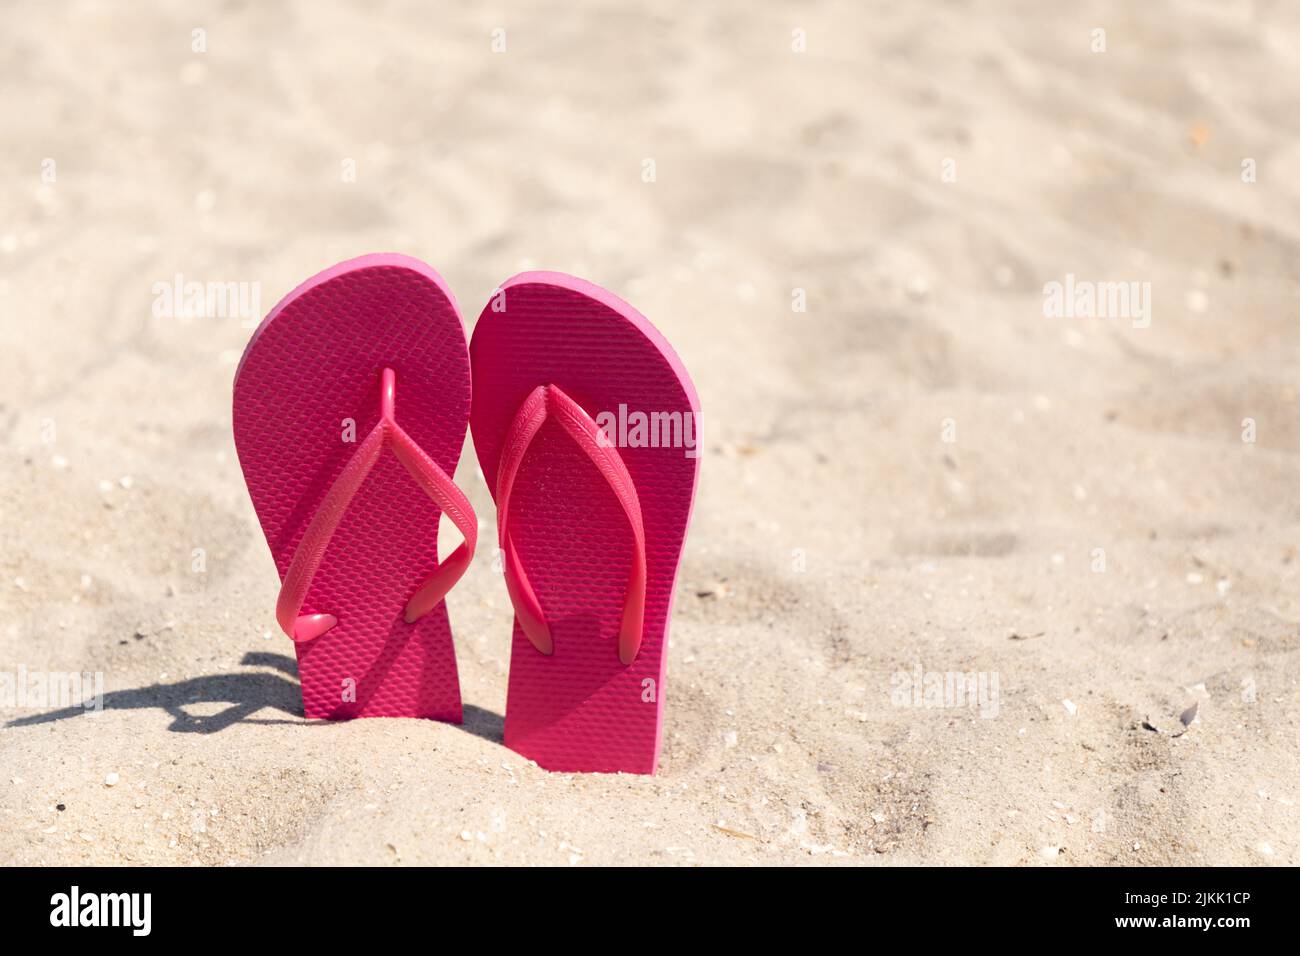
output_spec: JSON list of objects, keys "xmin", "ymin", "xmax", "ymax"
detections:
[{"xmin": 5, "ymin": 651, "xmax": 502, "ymax": 742}]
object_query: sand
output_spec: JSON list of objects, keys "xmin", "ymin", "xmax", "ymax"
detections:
[{"xmin": 1, "ymin": 0, "xmax": 1297, "ymax": 865}]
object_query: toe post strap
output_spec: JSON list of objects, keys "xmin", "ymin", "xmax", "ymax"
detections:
[
  {"xmin": 275, "ymin": 368, "xmax": 477, "ymax": 643},
  {"xmin": 495, "ymin": 384, "xmax": 647, "ymax": 665}
]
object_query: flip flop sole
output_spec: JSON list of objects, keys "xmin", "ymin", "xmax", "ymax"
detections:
[
  {"xmin": 234, "ymin": 254, "xmax": 471, "ymax": 721},
  {"xmin": 471, "ymin": 273, "xmax": 701, "ymax": 773}
]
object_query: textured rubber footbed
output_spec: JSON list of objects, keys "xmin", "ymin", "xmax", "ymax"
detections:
[
  {"xmin": 234, "ymin": 255, "xmax": 470, "ymax": 721},
  {"xmin": 471, "ymin": 273, "xmax": 700, "ymax": 773}
]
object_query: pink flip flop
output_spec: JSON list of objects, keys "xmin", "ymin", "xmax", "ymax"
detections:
[
  {"xmin": 234, "ymin": 254, "xmax": 476, "ymax": 722},
  {"xmin": 470, "ymin": 273, "xmax": 701, "ymax": 773}
]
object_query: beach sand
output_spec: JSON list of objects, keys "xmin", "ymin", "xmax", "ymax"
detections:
[{"xmin": 1, "ymin": 0, "xmax": 1297, "ymax": 865}]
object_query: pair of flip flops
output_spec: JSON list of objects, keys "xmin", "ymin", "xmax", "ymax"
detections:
[{"xmin": 233, "ymin": 255, "xmax": 700, "ymax": 774}]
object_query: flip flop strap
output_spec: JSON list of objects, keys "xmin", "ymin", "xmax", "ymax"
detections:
[
  {"xmin": 495, "ymin": 384, "xmax": 647, "ymax": 665},
  {"xmin": 276, "ymin": 367, "xmax": 477, "ymax": 642}
]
